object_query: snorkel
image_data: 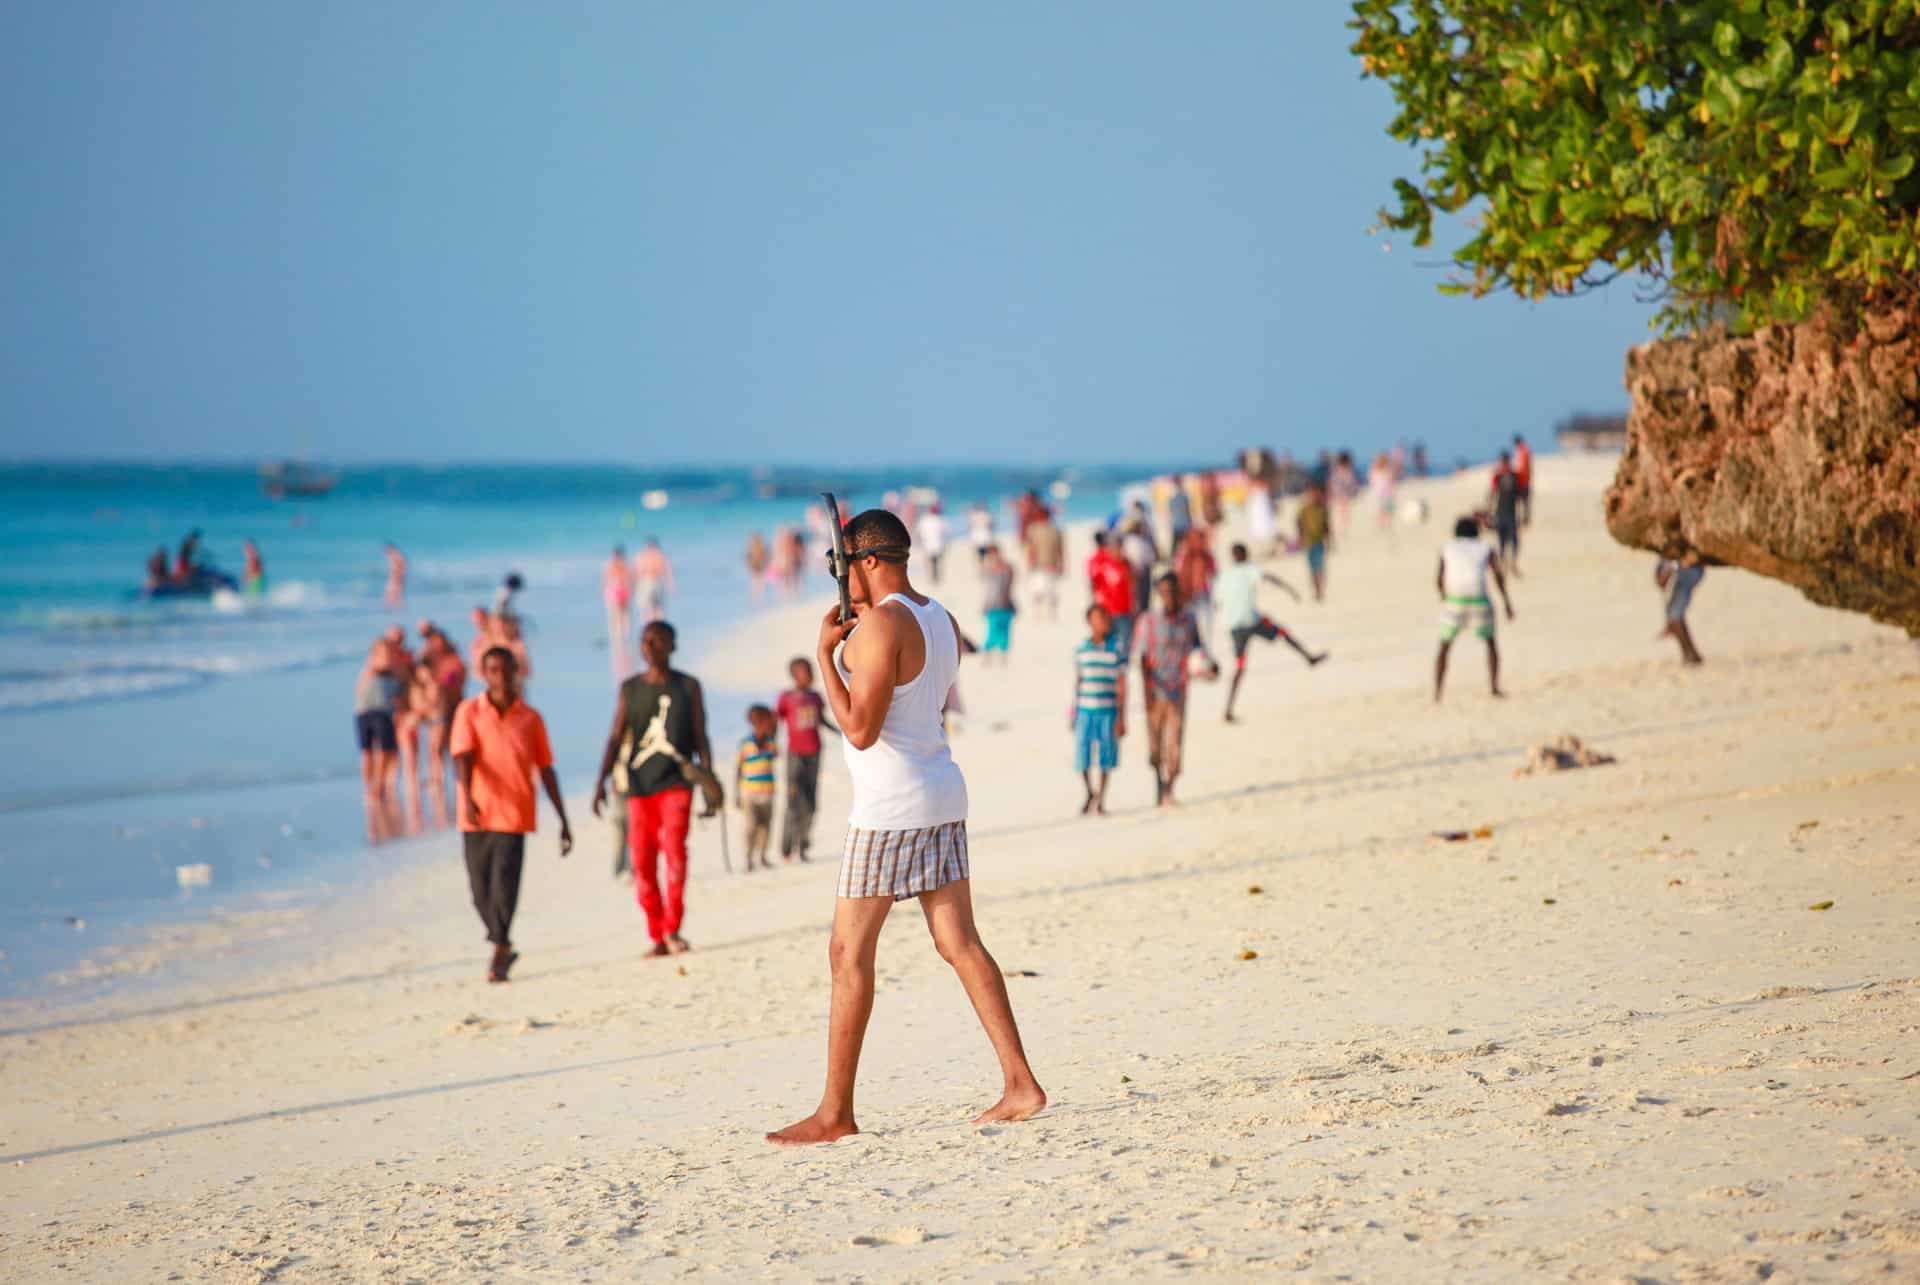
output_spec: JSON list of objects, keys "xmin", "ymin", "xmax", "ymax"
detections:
[{"xmin": 822, "ymin": 492, "xmax": 854, "ymax": 624}]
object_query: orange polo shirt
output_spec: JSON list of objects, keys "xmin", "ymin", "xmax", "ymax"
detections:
[{"xmin": 450, "ymin": 694, "xmax": 554, "ymax": 833}]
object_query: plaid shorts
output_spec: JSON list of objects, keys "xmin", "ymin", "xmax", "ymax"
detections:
[{"xmin": 836, "ymin": 820, "xmax": 970, "ymax": 900}]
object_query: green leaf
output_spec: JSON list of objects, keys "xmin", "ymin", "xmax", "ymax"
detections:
[
  {"xmin": 1704, "ymin": 73, "xmax": 1745, "ymax": 123},
  {"xmin": 1874, "ymin": 153, "xmax": 1915, "ymax": 182},
  {"xmin": 1765, "ymin": 36, "xmax": 1794, "ymax": 85}
]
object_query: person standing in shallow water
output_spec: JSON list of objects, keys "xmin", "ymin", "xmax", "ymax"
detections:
[
  {"xmin": 593, "ymin": 620, "xmax": 714, "ymax": 957},
  {"xmin": 604, "ymin": 546, "xmax": 634, "ymax": 674},
  {"xmin": 769, "ymin": 508, "xmax": 1045, "ymax": 1145}
]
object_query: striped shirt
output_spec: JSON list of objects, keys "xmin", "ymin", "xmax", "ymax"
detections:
[
  {"xmin": 736, "ymin": 736, "xmax": 776, "ymax": 797},
  {"xmin": 1074, "ymin": 638, "xmax": 1124, "ymax": 712}
]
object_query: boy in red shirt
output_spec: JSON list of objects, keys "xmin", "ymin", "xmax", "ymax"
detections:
[
  {"xmin": 776, "ymin": 656, "xmax": 839, "ymax": 862},
  {"xmin": 1087, "ymin": 531, "xmax": 1137, "ymax": 659}
]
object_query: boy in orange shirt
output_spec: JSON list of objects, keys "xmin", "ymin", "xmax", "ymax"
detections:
[{"xmin": 452, "ymin": 646, "xmax": 573, "ymax": 982}]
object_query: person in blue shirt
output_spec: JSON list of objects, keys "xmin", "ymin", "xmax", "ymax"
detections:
[{"xmin": 1069, "ymin": 605, "xmax": 1128, "ymax": 815}]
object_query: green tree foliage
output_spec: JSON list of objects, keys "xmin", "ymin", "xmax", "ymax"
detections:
[{"xmin": 1350, "ymin": 1, "xmax": 1920, "ymax": 329}]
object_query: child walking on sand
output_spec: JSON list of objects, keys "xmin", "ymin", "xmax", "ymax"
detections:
[
  {"xmin": 777, "ymin": 657, "xmax": 837, "ymax": 862},
  {"xmin": 736, "ymin": 706, "xmax": 779, "ymax": 870},
  {"xmin": 1070, "ymin": 605, "xmax": 1126, "ymax": 815}
]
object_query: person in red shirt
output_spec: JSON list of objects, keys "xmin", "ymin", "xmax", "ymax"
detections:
[
  {"xmin": 776, "ymin": 656, "xmax": 840, "ymax": 862},
  {"xmin": 1087, "ymin": 531, "xmax": 1137, "ymax": 659},
  {"xmin": 1513, "ymin": 434, "xmax": 1534, "ymax": 526},
  {"xmin": 451, "ymin": 647, "xmax": 573, "ymax": 983}
]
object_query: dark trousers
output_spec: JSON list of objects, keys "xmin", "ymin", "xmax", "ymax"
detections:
[
  {"xmin": 464, "ymin": 831, "xmax": 526, "ymax": 946},
  {"xmin": 1496, "ymin": 515, "xmax": 1520, "ymax": 563},
  {"xmin": 781, "ymin": 752, "xmax": 820, "ymax": 858}
]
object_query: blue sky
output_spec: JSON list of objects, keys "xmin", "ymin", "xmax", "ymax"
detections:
[{"xmin": 0, "ymin": 2, "xmax": 1655, "ymax": 467}]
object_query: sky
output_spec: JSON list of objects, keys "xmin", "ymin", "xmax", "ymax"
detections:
[{"xmin": 0, "ymin": 2, "xmax": 1657, "ymax": 468}]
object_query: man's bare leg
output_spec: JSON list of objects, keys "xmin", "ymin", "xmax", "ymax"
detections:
[
  {"xmin": 767, "ymin": 894, "xmax": 895, "ymax": 1145},
  {"xmin": 1486, "ymin": 639, "xmax": 1504, "ymax": 697},
  {"xmin": 1223, "ymin": 665, "xmax": 1246, "ymax": 722},
  {"xmin": 1433, "ymin": 640, "xmax": 1452, "ymax": 702},
  {"xmin": 919, "ymin": 880, "xmax": 1046, "ymax": 1124}
]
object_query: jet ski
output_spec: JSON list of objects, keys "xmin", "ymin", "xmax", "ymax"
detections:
[{"xmin": 143, "ymin": 566, "xmax": 241, "ymax": 599}]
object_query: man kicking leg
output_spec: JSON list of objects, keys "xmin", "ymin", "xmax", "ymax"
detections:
[
  {"xmin": 769, "ymin": 509, "xmax": 1045, "ymax": 1145},
  {"xmin": 1216, "ymin": 543, "xmax": 1326, "ymax": 723}
]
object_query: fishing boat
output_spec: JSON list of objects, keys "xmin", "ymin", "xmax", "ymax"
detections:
[{"xmin": 259, "ymin": 460, "xmax": 338, "ymax": 499}]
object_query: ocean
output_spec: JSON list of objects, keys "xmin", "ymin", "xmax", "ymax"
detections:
[{"xmin": 0, "ymin": 462, "xmax": 1135, "ymax": 996}]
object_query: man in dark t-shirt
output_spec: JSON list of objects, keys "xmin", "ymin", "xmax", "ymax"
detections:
[{"xmin": 593, "ymin": 620, "xmax": 713, "ymax": 956}]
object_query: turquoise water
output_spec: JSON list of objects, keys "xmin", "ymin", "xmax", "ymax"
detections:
[{"xmin": 0, "ymin": 462, "xmax": 1132, "ymax": 994}]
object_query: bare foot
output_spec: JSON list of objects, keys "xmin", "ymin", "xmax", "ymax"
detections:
[
  {"xmin": 667, "ymin": 934, "xmax": 691, "ymax": 954},
  {"xmin": 1223, "ymin": 712, "xmax": 1238, "ymax": 724},
  {"xmin": 1309, "ymin": 652, "xmax": 1328, "ymax": 666},
  {"xmin": 766, "ymin": 1112, "xmax": 859, "ymax": 1146},
  {"xmin": 644, "ymin": 941, "xmax": 670, "ymax": 958},
  {"xmin": 974, "ymin": 1081, "xmax": 1047, "ymax": 1125},
  {"xmin": 1490, "ymin": 688, "xmax": 1506, "ymax": 699}
]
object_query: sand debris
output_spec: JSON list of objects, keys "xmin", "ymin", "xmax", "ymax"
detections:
[{"xmin": 1514, "ymin": 734, "xmax": 1617, "ymax": 778}]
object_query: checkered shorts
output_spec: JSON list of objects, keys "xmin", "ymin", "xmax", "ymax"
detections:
[{"xmin": 836, "ymin": 820, "xmax": 970, "ymax": 900}]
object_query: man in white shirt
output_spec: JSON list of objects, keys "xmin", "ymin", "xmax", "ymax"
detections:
[
  {"xmin": 1434, "ymin": 516, "xmax": 1516, "ymax": 702},
  {"xmin": 915, "ymin": 505, "xmax": 950, "ymax": 584},
  {"xmin": 768, "ymin": 509, "xmax": 1044, "ymax": 1145}
]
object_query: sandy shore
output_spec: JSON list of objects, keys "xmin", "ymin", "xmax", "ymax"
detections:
[{"xmin": 4, "ymin": 455, "xmax": 1918, "ymax": 1281}]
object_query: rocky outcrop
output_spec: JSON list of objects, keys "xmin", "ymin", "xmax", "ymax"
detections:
[{"xmin": 1604, "ymin": 309, "xmax": 1920, "ymax": 636}]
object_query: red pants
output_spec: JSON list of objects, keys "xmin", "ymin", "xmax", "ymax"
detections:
[{"xmin": 627, "ymin": 788, "xmax": 692, "ymax": 943}]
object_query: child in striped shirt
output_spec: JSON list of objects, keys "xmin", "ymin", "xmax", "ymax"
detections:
[
  {"xmin": 1070, "ymin": 605, "xmax": 1127, "ymax": 816},
  {"xmin": 736, "ymin": 706, "xmax": 779, "ymax": 870}
]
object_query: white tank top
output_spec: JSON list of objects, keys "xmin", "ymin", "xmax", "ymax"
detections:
[{"xmin": 837, "ymin": 593, "xmax": 969, "ymax": 830}]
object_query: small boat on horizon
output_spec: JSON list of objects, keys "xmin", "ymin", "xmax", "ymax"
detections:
[{"xmin": 260, "ymin": 460, "xmax": 338, "ymax": 499}]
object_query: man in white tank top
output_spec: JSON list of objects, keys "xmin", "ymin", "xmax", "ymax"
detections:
[{"xmin": 768, "ymin": 509, "xmax": 1046, "ymax": 1146}]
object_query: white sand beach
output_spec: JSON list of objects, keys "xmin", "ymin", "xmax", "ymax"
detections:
[{"xmin": 4, "ymin": 456, "xmax": 1918, "ymax": 1282}]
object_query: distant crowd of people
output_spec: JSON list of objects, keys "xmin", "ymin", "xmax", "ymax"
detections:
[{"xmin": 352, "ymin": 567, "xmax": 534, "ymax": 846}]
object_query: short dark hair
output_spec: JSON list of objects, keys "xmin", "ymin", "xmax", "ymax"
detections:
[
  {"xmin": 747, "ymin": 703, "xmax": 774, "ymax": 720},
  {"xmin": 642, "ymin": 619, "xmax": 677, "ymax": 642},
  {"xmin": 481, "ymin": 645, "xmax": 517, "ymax": 670},
  {"xmin": 844, "ymin": 508, "xmax": 911, "ymax": 560},
  {"xmin": 789, "ymin": 655, "xmax": 812, "ymax": 673},
  {"xmin": 1230, "ymin": 542, "xmax": 1249, "ymax": 560},
  {"xmin": 1454, "ymin": 516, "xmax": 1480, "ymax": 538},
  {"xmin": 1155, "ymin": 571, "xmax": 1180, "ymax": 590},
  {"xmin": 1086, "ymin": 602, "xmax": 1110, "ymax": 620}
]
